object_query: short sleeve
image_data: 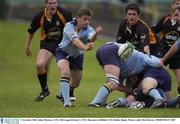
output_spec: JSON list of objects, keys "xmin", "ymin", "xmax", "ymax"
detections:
[
  {"xmin": 64, "ymin": 23, "xmax": 78, "ymax": 42},
  {"xmin": 27, "ymin": 12, "xmax": 42, "ymax": 34}
]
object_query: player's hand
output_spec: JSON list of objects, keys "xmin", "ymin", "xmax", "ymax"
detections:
[
  {"xmin": 25, "ymin": 46, "xmax": 32, "ymax": 57},
  {"xmin": 86, "ymin": 42, "xmax": 94, "ymax": 51},
  {"xmin": 95, "ymin": 26, "xmax": 103, "ymax": 34}
]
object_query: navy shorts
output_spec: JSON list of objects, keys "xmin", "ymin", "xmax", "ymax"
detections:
[
  {"xmin": 40, "ymin": 41, "xmax": 59, "ymax": 56},
  {"xmin": 139, "ymin": 67, "xmax": 172, "ymax": 92},
  {"xmin": 55, "ymin": 47, "xmax": 84, "ymax": 70},
  {"xmin": 96, "ymin": 44, "xmax": 120, "ymax": 67}
]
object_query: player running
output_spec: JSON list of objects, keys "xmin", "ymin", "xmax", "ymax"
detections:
[
  {"xmin": 25, "ymin": 0, "xmax": 72, "ymax": 102},
  {"xmin": 55, "ymin": 8, "xmax": 103, "ymax": 107}
]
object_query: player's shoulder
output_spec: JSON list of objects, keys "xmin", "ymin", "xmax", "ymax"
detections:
[
  {"xmin": 32, "ymin": 9, "xmax": 44, "ymax": 19},
  {"xmin": 138, "ymin": 19, "xmax": 148, "ymax": 27},
  {"xmin": 57, "ymin": 6, "xmax": 72, "ymax": 15},
  {"xmin": 158, "ymin": 14, "xmax": 171, "ymax": 25},
  {"xmin": 136, "ymin": 19, "xmax": 150, "ymax": 31},
  {"xmin": 161, "ymin": 14, "xmax": 170, "ymax": 21},
  {"xmin": 86, "ymin": 25, "xmax": 95, "ymax": 31},
  {"xmin": 64, "ymin": 21, "xmax": 75, "ymax": 30}
]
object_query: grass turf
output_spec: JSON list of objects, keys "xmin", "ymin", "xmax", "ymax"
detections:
[{"xmin": 0, "ymin": 20, "xmax": 180, "ymax": 118}]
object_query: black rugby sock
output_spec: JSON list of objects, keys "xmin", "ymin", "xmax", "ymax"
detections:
[
  {"xmin": 70, "ymin": 86, "xmax": 75, "ymax": 97},
  {"xmin": 37, "ymin": 73, "xmax": 48, "ymax": 92}
]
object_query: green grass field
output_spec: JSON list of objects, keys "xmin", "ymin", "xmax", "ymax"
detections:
[{"xmin": 0, "ymin": 20, "xmax": 180, "ymax": 118}]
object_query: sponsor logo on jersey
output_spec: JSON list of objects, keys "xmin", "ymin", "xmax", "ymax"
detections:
[
  {"xmin": 165, "ymin": 31, "xmax": 179, "ymax": 45},
  {"xmin": 47, "ymin": 27, "xmax": 61, "ymax": 40},
  {"xmin": 56, "ymin": 21, "xmax": 60, "ymax": 26}
]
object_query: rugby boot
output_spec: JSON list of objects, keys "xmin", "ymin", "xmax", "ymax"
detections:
[
  {"xmin": 35, "ymin": 89, "xmax": 50, "ymax": 102},
  {"xmin": 106, "ymin": 99, "xmax": 120, "ymax": 109}
]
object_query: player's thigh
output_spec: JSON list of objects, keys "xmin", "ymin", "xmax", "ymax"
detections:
[
  {"xmin": 36, "ymin": 49, "xmax": 53, "ymax": 66},
  {"xmin": 140, "ymin": 77, "xmax": 158, "ymax": 93},
  {"xmin": 103, "ymin": 64, "xmax": 120, "ymax": 77},
  {"xmin": 70, "ymin": 70, "xmax": 83, "ymax": 84}
]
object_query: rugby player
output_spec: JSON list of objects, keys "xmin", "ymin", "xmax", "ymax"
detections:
[
  {"xmin": 88, "ymin": 42, "xmax": 164, "ymax": 107},
  {"xmin": 106, "ymin": 89, "xmax": 166, "ymax": 109},
  {"xmin": 151, "ymin": 6, "xmax": 180, "ymax": 95},
  {"xmin": 55, "ymin": 8, "xmax": 103, "ymax": 107},
  {"xmin": 24, "ymin": 0, "xmax": 72, "ymax": 102},
  {"xmin": 162, "ymin": 39, "xmax": 180, "ymax": 63},
  {"xmin": 116, "ymin": 3, "xmax": 156, "ymax": 54},
  {"xmin": 106, "ymin": 67, "xmax": 172, "ymax": 109}
]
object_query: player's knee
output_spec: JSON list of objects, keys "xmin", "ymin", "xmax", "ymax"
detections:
[
  {"xmin": 61, "ymin": 71, "xmax": 70, "ymax": 78},
  {"xmin": 142, "ymin": 89, "xmax": 149, "ymax": 95},
  {"xmin": 105, "ymin": 74, "xmax": 119, "ymax": 91},
  {"xmin": 36, "ymin": 63, "xmax": 45, "ymax": 70}
]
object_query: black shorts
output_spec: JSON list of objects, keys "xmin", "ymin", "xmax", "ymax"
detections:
[
  {"xmin": 152, "ymin": 41, "xmax": 180, "ymax": 69},
  {"xmin": 165, "ymin": 52, "xmax": 180, "ymax": 69},
  {"xmin": 40, "ymin": 41, "xmax": 59, "ymax": 56},
  {"xmin": 150, "ymin": 42, "xmax": 164, "ymax": 58}
]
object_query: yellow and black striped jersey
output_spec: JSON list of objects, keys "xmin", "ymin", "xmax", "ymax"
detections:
[
  {"xmin": 28, "ymin": 7, "xmax": 72, "ymax": 43},
  {"xmin": 151, "ymin": 14, "xmax": 180, "ymax": 52},
  {"xmin": 116, "ymin": 18, "xmax": 156, "ymax": 53}
]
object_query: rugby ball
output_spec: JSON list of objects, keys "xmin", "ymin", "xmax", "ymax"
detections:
[{"xmin": 118, "ymin": 42, "xmax": 134, "ymax": 60}]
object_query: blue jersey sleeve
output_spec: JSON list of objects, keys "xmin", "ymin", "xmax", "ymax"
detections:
[
  {"xmin": 64, "ymin": 23, "xmax": 78, "ymax": 42},
  {"xmin": 140, "ymin": 52, "xmax": 161, "ymax": 67},
  {"xmin": 87, "ymin": 26, "xmax": 96, "ymax": 40}
]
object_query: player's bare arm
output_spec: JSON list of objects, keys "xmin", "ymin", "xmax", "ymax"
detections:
[{"xmin": 25, "ymin": 33, "xmax": 33, "ymax": 57}]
